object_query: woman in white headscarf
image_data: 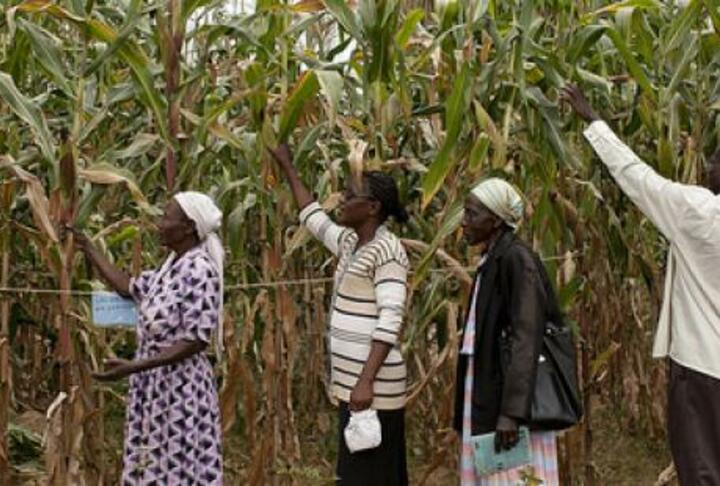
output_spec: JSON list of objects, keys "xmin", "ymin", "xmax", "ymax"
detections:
[
  {"xmin": 69, "ymin": 192, "xmax": 224, "ymax": 485},
  {"xmin": 454, "ymin": 178, "xmax": 563, "ymax": 485}
]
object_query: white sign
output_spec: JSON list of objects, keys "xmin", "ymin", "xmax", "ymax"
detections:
[{"xmin": 91, "ymin": 292, "xmax": 137, "ymax": 327}]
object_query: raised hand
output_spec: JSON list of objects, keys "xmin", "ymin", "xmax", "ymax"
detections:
[
  {"xmin": 561, "ymin": 84, "xmax": 600, "ymax": 123},
  {"xmin": 267, "ymin": 143, "xmax": 314, "ymax": 209},
  {"xmin": 64, "ymin": 224, "xmax": 132, "ymax": 297},
  {"xmin": 64, "ymin": 224, "xmax": 93, "ymax": 253},
  {"xmin": 268, "ymin": 143, "xmax": 294, "ymax": 172}
]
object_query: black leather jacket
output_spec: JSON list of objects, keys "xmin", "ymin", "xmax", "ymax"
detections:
[{"xmin": 453, "ymin": 231, "xmax": 548, "ymax": 434}]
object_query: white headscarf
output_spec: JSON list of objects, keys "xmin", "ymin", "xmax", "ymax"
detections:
[
  {"xmin": 470, "ymin": 178, "xmax": 525, "ymax": 230},
  {"xmin": 173, "ymin": 191, "xmax": 224, "ymax": 354}
]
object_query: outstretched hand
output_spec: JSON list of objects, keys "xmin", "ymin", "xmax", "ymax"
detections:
[
  {"xmin": 268, "ymin": 143, "xmax": 294, "ymax": 170},
  {"xmin": 64, "ymin": 224, "xmax": 93, "ymax": 253},
  {"xmin": 266, "ymin": 142, "xmax": 314, "ymax": 208},
  {"xmin": 92, "ymin": 358, "xmax": 137, "ymax": 382},
  {"xmin": 560, "ymin": 84, "xmax": 599, "ymax": 123}
]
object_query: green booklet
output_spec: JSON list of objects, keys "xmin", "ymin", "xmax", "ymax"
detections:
[{"xmin": 471, "ymin": 426, "xmax": 532, "ymax": 476}]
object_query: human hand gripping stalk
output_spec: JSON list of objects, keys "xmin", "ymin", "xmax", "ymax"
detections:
[
  {"xmin": 268, "ymin": 143, "xmax": 314, "ymax": 210},
  {"xmin": 560, "ymin": 84, "xmax": 600, "ymax": 123},
  {"xmin": 64, "ymin": 224, "xmax": 131, "ymax": 298}
]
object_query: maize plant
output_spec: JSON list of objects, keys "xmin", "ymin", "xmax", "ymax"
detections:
[{"xmin": 1, "ymin": 0, "xmax": 718, "ymax": 483}]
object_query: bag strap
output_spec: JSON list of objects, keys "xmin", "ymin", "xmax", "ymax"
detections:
[
  {"xmin": 530, "ymin": 253, "xmax": 565, "ymax": 329},
  {"xmin": 497, "ymin": 248, "xmax": 565, "ymax": 336}
]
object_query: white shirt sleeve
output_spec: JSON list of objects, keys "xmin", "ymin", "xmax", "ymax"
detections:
[
  {"xmin": 583, "ymin": 120, "xmax": 716, "ymax": 242},
  {"xmin": 372, "ymin": 256, "xmax": 408, "ymax": 346},
  {"xmin": 299, "ymin": 202, "xmax": 352, "ymax": 256}
]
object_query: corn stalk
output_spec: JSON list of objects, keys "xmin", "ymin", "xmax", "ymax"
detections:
[
  {"xmin": 0, "ymin": 181, "xmax": 13, "ymax": 485},
  {"xmin": 1, "ymin": 0, "xmax": 718, "ymax": 483}
]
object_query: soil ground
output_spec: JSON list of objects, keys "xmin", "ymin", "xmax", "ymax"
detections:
[{"xmin": 9, "ymin": 401, "xmax": 677, "ymax": 485}]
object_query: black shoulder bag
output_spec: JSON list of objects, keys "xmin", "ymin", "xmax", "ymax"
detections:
[{"xmin": 501, "ymin": 253, "xmax": 583, "ymax": 431}]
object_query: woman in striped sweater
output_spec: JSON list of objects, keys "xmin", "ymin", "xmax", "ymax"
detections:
[{"xmin": 272, "ymin": 143, "xmax": 410, "ymax": 486}]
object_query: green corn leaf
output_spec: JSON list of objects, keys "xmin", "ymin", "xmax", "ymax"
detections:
[
  {"xmin": 0, "ymin": 72, "xmax": 56, "ymax": 162},
  {"xmin": 17, "ymin": 19, "xmax": 73, "ymax": 96},
  {"xmin": 278, "ymin": 71, "xmax": 320, "ymax": 142},
  {"xmin": 395, "ymin": 8, "xmax": 424, "ymax": 49},
  {"xmin": 322, "ymin": 0, "xmax": 363, "ymax": 41},
  {"xmin": 421, "ymin": 65, "xmax": 473, "ymax": 209},
  {"xmin": 604, "ymin": 26, "xmax": 656, "ymax": 101}
]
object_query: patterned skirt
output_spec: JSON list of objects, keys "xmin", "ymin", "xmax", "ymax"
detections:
[
  {"xmin": 122, "ymin": 356, "xmax": 223, "ymax": 485},
  {"xmin": 460, "ymin": 355, "xmax": 559, "ymax": 486}
]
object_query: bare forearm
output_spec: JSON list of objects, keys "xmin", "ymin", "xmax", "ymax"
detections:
[
  {"xmin": 132, "ymin": 340, "xmax": 206, "ymax": 373},
  {"xmin": 358, "ymin": 341, "xmax": 392, "ymax": 384},
  {"xmin": 277, "ymin": 162, "xmax": 314, "ymax": 210},
  {"xmin": 84, "ymin": 245, "xmax": 131, "ymax": 297}
]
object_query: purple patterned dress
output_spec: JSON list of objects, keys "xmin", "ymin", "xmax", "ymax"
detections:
[{"xmin": 124, "ymin": 246, "xmax": 223, "ymax": 485}]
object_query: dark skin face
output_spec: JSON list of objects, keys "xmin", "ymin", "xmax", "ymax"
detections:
[
  {"xmin": 157, "ymin": 200, "xmax": 199, "ymax": 254},
  {"xmin": 462, "ymin": 194, "xmax": 504, "ymax": 246},
  {"xmin": 707, "ymin": 149, "xmax": 720, "ymax": 195},
  {"xmin": 337, "ymin": 178, "xmax": 382, "ymax": 229}
]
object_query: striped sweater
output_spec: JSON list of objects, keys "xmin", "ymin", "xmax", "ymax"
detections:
[{"xmin": 300, "ymin": 202, "xmax": 409, "ymax": 410}]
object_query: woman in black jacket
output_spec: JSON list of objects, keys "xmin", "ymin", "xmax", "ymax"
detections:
[{"xmin": 455, "ymin": 178, "xmax": 558, "ymax": 485}]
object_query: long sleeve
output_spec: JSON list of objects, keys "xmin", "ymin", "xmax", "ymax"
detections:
[
  {"xmin": 299, "ymin": 202, "xmax": 353, "ymax": 256},
  {"xmin": 499, "ymin": 246, "xmax": 547, "ymax": 420},
  {"xmin": 583, "ymin": 121, "xmax": 716, "ymax": 242},
  {"xmin": 372, "ymin": 244, "xmax": 409, "ymax": 346}
]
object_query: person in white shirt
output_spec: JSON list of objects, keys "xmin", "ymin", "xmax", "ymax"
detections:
[{"xmin": 562, "ymin": 84, "xmax": 720, "ymax": 485}]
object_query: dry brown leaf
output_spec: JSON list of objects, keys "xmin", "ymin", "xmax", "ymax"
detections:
[
  {"xmin": 43, "ymin": 391, "xmax": 68, "ymax": 484},
  {"xmin": 78, "ymin": 168, "xmax": 154, "ymax": 214},
  {"xmin": 0, "ymin": 156, "xmax": 58, "ymax": 243},
  {"xmin": 655, "ymin": 462, "xmax": 676, "ymax": 486},
  {"xmin": 346, "ymin": 139, "xmax": 367, "ymax": 188}
]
